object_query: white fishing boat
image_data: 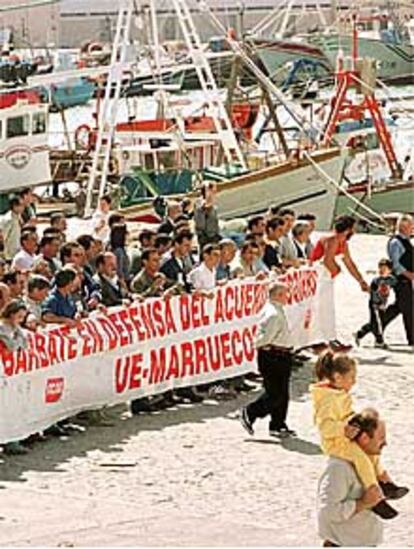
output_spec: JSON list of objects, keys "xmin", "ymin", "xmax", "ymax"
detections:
[{"xmin": 0, "ymin": 91, "xmax": 51, "ymax": 197}]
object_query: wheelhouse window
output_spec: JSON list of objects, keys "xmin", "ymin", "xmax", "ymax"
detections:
[
  {"xmin": 32, "ymin": 112, "xmax": 47, "ymax": 135},
  {"xmin": 6, "ymin": 114, "xmax": 30, "ymax": 138}
]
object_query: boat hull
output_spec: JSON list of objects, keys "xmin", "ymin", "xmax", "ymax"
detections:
[
  {"xmin": 334, "ymin": 181, "xmax": 414, "ymax": 230},
  {"xmin": 253, "ymin": 38, "xmax": 331, "ymax": 85},
  {"xmin": 119, "ymin": 149, "xmax": 344, "ymax": 231},
  {"xmin": 313, "ymin": 35, "xmax": 414, "ymax": 84},
  {"xmin": 215, "ymin": 149, "xmax": 344, "ymax": 230}
]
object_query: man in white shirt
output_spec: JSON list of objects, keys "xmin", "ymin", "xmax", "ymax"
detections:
[
  {"xmin": 92, "ymin": 194, "xmax": 113, "ymax": 242},
  {"xmin": 1, "ymin": 196, "xmax": 24, "ymax": 261},
  {"xmin": 240, "ymin": 282, "xmax": 296, "ymax": 438},
  {"xmin": 189, "ymin": 243, "xmax": 221, "ymax": 292},
  {"xmin": 231, "ymin": 242, "xmax": 261, "ymax": 278},
  {"xmin": 12, "ymin": 230, "xmax": 39, "ymax": 272},
  {"xmin": 24, "ymin": 275, "xmax": 51, "ymax": 324},
  {"xmin": 278, "ymin": 208, "xmax": 303, "ymax": 268},
  {"xmin": 291, "ymin": 222, "xmax": 311, "ymax": 260}
]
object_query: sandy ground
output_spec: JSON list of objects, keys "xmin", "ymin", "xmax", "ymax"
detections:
[{"xmin": 0, "ymin": 234, "xmax": 413, "ymax": 547}]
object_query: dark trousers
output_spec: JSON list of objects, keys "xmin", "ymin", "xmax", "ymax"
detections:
[
  {"xmin": 383, "ymin": 280, "xmax": 414, "ymax": 346},
  {"xmin": 357, "ymin": 303, "xmax": 387, "ymax": 344},
  {"xmin": 246, "ymin": 349, "xmax": 292, "ymax": 431}
]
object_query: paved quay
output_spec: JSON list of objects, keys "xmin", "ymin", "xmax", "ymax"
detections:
[{"xmin": 0, "ymin": 234, "xmax": 413, "ymax": 546}]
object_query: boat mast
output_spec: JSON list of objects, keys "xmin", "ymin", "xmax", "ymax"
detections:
[
  {"xmin": 322, "ymin": 15, "xmax": 402, "ymax": 179},
  {"xmin": 84, "ymin": 0, "xmax": 134, "ymax": 216},
  {"xmin": 149, "ymin": 0, "xmax": 167, "ymax": 119},
  {"xmin": 171, "ymin": 0, "xmax": 246, "ymax": 168},
  {"xmin": 278, "ymin": 0, "xmax": 294, "ymax": 38}
]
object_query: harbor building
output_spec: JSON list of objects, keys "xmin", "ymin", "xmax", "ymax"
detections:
[{"xmin": 0, "ymin": 0, "xmax": 60, "ymax": 48}]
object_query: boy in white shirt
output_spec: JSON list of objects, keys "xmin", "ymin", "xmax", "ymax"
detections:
[
  {"xmin": 92, "ymin": 194, "xmax": 112, "ymax": 242},
  {"xmin": 189, "ymin": 243, "xmax": 221, "ymax": 292}
]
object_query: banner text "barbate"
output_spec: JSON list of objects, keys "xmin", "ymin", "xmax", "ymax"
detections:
[{"xmin": 1, "ymin": 283, "xmax": 268, "ymax": 378}]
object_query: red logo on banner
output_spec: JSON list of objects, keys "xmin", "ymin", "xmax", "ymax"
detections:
[
  {"xmin": 45, "ymin": 377, "xmax": 64, "ymax": 403},
  {"xmin": 304, "ymin": 309, "xmax": 312, "ymax": 330}
]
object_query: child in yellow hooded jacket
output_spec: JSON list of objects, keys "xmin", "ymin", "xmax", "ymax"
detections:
[{"xmin": 311, "ymin": 351, "xmax": 408, "ymax": 519}]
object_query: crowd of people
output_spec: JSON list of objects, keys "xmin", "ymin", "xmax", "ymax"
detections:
[
  {"xmin": 0, "ymin": 183, "xmax": 321, "ymax": 455},
  {"xmin": 0, "ymin": 185, "xmax": 412, "ymax": 464}
]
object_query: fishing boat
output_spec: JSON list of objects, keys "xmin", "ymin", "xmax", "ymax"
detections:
[
  {"xmin": 114, "ymin": 135, "xmax": 344, "ymax": 229},
  {"xmin": 311, "ymin": 13, "xmax": 414, "ymax": 85},
  {"xmin": 314, "ymin": 18, "xmax": 414, "ymax": 227},
  {"xmin": 249, "ymin": 37, "xmax": 332, "ymax": 88},
  {"xmin": 0, "ymin": 89, "xmax": 51, "ymax": 212},
  {"xmin": 250, "ymin": 2, "xmax": 414, "ymax": 87},
  {"xmin": 0, "ymin": 0, "xmax": 346, "ymax": 230}
]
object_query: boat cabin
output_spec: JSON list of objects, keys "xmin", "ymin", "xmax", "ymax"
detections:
[
  {"xmin": 113, "ymin": 133, "xmax": 220, "ymax": 207},
  {"xmin": 0, "ymin": 93, "xmax": 51, "ymax": 193}
]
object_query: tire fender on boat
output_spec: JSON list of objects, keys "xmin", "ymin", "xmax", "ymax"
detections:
[{"xmin": 74, "ymin": 124, "xmax": 93, "ymax": 151}]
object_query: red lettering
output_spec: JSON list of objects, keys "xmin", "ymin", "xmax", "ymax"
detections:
[
  {"xmin": 179, "ymin": 294, "xmax": 191, "ymax": 331},
  {"xmin": 194, "ymin": 339, "xmax": 208, "ymax": 374},
  {"xmin": 139, "ymin": 303, "xmax": 157, "ymax": 339},
  {"xmin": 97, "ymin": 317, "xmax": 119, "ymax": 349},
  {"xmin": 164, "ymin": 298, "xmax": 177, "ymax": 335},
  {"xmin": 166, "ymin": 345, "xmax": 179, "ymax": 380},
  {"xmin": 242, "ymin": 327, "xmax": 256, "ymax": 362},
  {"xmin": 128, "ymin": 306, "xmax": 146, "ymax": 341},
  {"xmin": 129, "ymin": 353, "xmax": 143, "ymax": 390},
  {"xmin": 231, "ymin": 330, "xmax": 243, "ymax": 365},
  {"xmin": 214, "ymin": 288, "xmax": 225, "ymax": 323},
  {"xmin": 1, "ymin": 344, "xmax": 15, "ymax": 376},
  {"xmin": 108, "ymin": 311, "xmax": 130, "ymax": 347},
  {"xmin": 115, "ymin": 356, "xmax": 129, "ymax": 393},
  {"xmin": 149, "ymin": 348, "xmax": 166, "ymax": 384},
  {"xmin": 207, "ymin": 335, "xmax": 221, "ymax": 371},
  {"xmin": 224, "ymin": 286, "xmax": 234, "ymax": 321},
  {"xmin": 180, "ymin": 342, "xmax": 195, "ymax": 378},
  {"xmin": 220, "ymin": 332, "xmax": 232, "ymax": 368}
]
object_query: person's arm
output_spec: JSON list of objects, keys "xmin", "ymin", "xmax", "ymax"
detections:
[
  {"xmin": 41, "ymin": 297, "xmax": 78, "ymax": 327},
  {"xmin": 193, "ymin": 205, "xmax": 207, "ymax": 234},
  {"xmin": 132, "ymin": 274, "xmax": 165, "ymax": 298},
  {"xmin": 342, "ymin": 243, "xmax": 369, "ymax": 291},
  {"xmin": 315, "ymin": 399, "xmax": 348, "ymax": 440},
  {"xmin": 388, "ymin": 239, "xmax": 414, "ymax": 281},
  {"xmin": 84, "ymin": 273, "xmax": 102, "ymax": 308},
  {"xmin": 42, "ymin": 312, "xmax": 77, "ymax": 327},
  {"xmin": 323, "ymin": 236, "xmax": 342, "ymax": 277}
]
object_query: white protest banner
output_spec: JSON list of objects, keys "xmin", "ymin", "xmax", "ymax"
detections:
[{"xmin": 0, "ymin": 267, "xmax": 334, "ymax": 443}]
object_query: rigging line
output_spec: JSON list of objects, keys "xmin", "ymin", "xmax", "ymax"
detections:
[
  {"xmin": 375, "ymin": 78, "xmax": 414, "ymax": 119},
  {"xmin": 344, "ymin": 205, "xmax": 388, "ymax": 232},
  {"xmin": 303, "ymin": 150, "xmax": 387, "ymax": 226},
  {"xmin": 352, "ymin": 73, "xmax": 414, "ymax": 133},
  {"xmin": 199, "ymin": 2, "xmax": 325, "ymax": 144},
  {"xmin": 0, "ymin": 0, "xmax": 59, "ymax": 13}
]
